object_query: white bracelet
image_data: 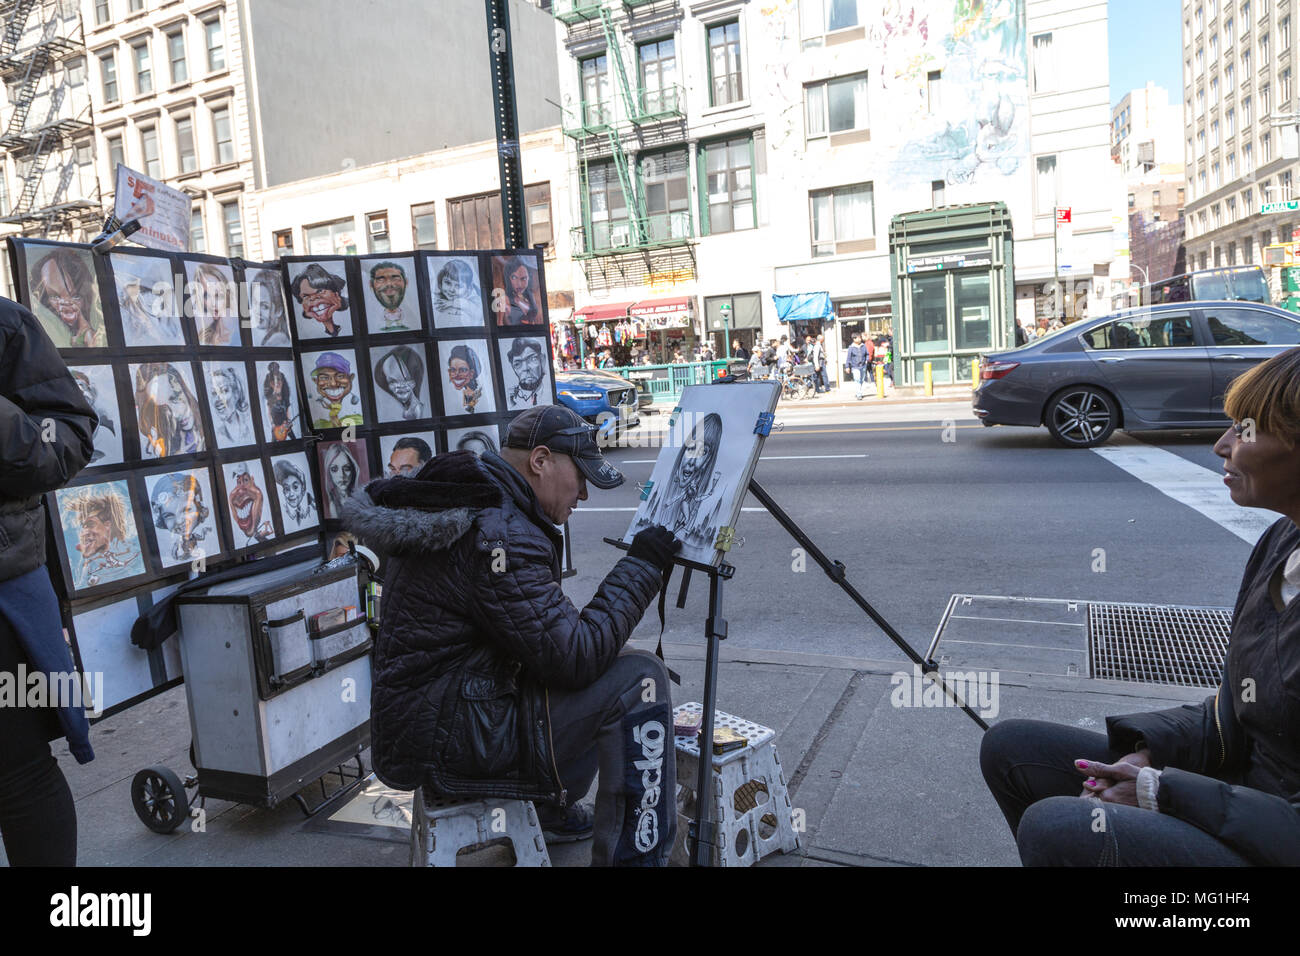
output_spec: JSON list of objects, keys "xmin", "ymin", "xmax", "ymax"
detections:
[{"xmin": 1136, "ymin": 766, "xmax": 1163, "ymax": 812}]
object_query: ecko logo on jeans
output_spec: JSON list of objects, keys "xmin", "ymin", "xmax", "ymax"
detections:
[{"xmin": 631, "ymin": 719, "xmax": 665, "ymax": 852}]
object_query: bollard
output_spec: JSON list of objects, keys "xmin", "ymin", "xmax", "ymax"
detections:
[
  {"xmin": 875, "ymin": 363, "xmax": 885, "ymax": 398},
  {"xmin": 971, "ymin": 358, "xmax": 980, "ymax": 390},
  {"xmin": 924, "ymin": 362, "xmax": 933, "ymax": 396}
]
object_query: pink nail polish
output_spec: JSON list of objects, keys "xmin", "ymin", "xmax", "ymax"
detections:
[{"xmin": 1075, "ymin": 760, "xmax": 1090, "ymax": 770}]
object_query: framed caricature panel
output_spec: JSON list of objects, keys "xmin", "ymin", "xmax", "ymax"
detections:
[
  {"xmin": 141, "ymin": 465, "xmax": 224, "ymax": 571},
  {"xmin": 67, "ymin": 363, "xmax": 125, "ymax": 467},
  {"xmin": 110, "ymin": 251, "xmax": 184, "ymax": 348},
  {"xmin": 489, "ymin": 253, "xmax": 545, "ymax": 327},
  {"xmin": 446, "ymin": 425, "xmax": 499, "ymax": 457},
  {"xmin": 427, "ymin": 253, "xmax": 487, "ymax": 329},
  {"xmin": 246, "ymin": 266, "xmax": 293, "ymax": 347},
  {"xmin": 202, "ymin": 360, "xmax": 259, "ymax": 450},
  {"xmin": 269, "ymin": 450, "xmax": 321, "ymax": 536},
  {"xmin": 317, "ymin": 439, "xmax": 370, "ymax": 521},
  {"xmin": 377, "ymin": 431, "xmax": 437, "ymax": 478},
  {"xmin": 497, "ymin": 334, "xmax": 553, "ymax": 411},
  {"xmin": 437, "ymin": 338, "xmax": 497, "ymax": 417},
  {"xmin": 216, "ymin": 457, "xmax": 278, "ymax": 550},
  {"xmin": 50, "ymin": 477, "xmax": 150, "ymax": 599},
  {"xmin": 286, "ymin": 258, "xmax": 354, "ymax": 341},
  {"xmin": 299, "ymin": 347, "xmax": 366, "ymax": 430},
  {"xmin": 360, "ymin": 255, "xmax": 421, "ymax": 334},
  {"xmin": 182, "ymin": 259, "xmax": 241, "ymax": 348},
  {"xmin": 128, "ymin": 360, "xmax": 207, "ymax": 459},
  {"xmin": 18, "ymin": 242, "xmax": 109, "ymax": 349},
  {"xmin": 254, "ymin": 358, "xmax": 304, "ymax": 443},
  {"xmin": 370, "ymin": 342, "xmax": 431, "ymax": 423}
]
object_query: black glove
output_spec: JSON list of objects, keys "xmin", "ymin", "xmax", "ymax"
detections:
[{"xmin": 627, "ymin": 525, "xmax": 682, "ymax": 570}]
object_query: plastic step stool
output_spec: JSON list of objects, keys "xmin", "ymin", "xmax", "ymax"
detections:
[{"xmin": 409, "ymin": 789, "xmax": 551, "ymax": 867}]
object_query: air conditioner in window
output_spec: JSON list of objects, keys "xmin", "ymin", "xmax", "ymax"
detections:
[{"xmin": 368, "ymin": 217, "xmax": 388, "ymax": 237}]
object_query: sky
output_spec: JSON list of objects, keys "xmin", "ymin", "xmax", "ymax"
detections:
[{"xmin": 1108, "ymin": 0, "xmax": 1184, "ymax": 108}]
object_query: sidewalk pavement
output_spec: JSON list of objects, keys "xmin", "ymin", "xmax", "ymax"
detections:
[{"xmin": 9, "ymin": 627, "xmax": 1204, "ymax": 868}]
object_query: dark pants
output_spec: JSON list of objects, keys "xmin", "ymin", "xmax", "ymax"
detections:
[
  {"xmin": 0, "ymin": 613, "xmax": 77, "ymax": 867},
  {"xmin": 979, "ymin": 719, "xmax": 1251, "ymax": 866},
  {"xmin": 546, "ymin": 650, "xmax": 676, "ymax": 866}
]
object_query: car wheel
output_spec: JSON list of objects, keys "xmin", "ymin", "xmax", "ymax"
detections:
[{"xmin": 1045, "ymin": 386, "xmax": 1118, "ymax": 448}]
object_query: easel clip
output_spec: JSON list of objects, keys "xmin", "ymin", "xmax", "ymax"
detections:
[
  {"xmin": 754, "ymin": 411, "xmax": 775, "ymax": 437},
  {"xmin": 714, "ymin": 526, "xmax": 736, "ymax": 552}
]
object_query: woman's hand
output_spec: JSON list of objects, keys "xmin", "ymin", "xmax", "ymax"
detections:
[{"xmin": 1075, "ymin": 751, "xmax": 1151, "ymax": 806}]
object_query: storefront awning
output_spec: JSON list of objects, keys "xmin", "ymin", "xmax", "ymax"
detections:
[
  {"xmin": 573, "ymin": 301, "xmax": 634, "ymax": 322},
  {"xmin": 629, "ymin": 296, "xmax": 694, "ymax": 320},
  {"xmin": 773, "ymin": 292, "xmax": 833, "ymax": 322}
]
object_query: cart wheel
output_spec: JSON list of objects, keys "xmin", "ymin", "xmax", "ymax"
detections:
[{"xmin": 131, "ymin": 766, "xmax": 190, "ymax": 834}]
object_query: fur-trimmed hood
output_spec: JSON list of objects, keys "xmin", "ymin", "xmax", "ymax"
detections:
[{"xmin": 342, "ymin": 450, "xmax": 503, "ymax": 556}]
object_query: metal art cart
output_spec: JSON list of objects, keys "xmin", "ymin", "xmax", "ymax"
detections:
[{"xmin": 130, "ymin": 558, "xmax": 374, "ymax": 833}]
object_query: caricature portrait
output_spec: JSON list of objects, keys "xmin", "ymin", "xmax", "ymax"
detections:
[
  {"xmin": 68, "ymin": 365, "xmax": 123, "ymax": 466},
  {"xmin": 111, "ymin": 253, "xmax": 182, "ymax": 347},
  {"xmin": 291, "ymin": 261, "xmax": 351, "ymax": 339},
  {"xmin": 56, "ymin": 481, "xmax": 145, "ymax": 590},
  {"xmin": 438, "ymin": 340, "xmax": 496, "ymax": 416},
  {"xmin": 328, "ymin": 531, "xmax": 357, "ymax": 560},
  {"xmin": 256, "ymin": 360, "xmax": 299, "ymax": 442},
  {"xmin": 301, "ymin": 349, "xmax": 364, "ymax": 430},
  {"xmin": 500, "ymin": 336, "xmax": 551, "ymax": 410},
  {"xmin": 372, "ymin": 344, "xmax": 428, "ymax": 422},
  {"xmin": 380, "ymin": 433, "xmax": 435, "ymax": 477},
  {"xmin": 247, "ymin": 268, "xmax": 291, "ymax": 347},
  {"xmin": 132, "ymin": 361, "xmax": 206, "ymax": 458},
  {"xmin": 631, "ymin": 412, "xmax": 725, "ymax": 550},
  {"xmin": 185, "ymin": 261, "xmax": 240, "ymax": 347},
  {"xmin": 317, "ymin": 440, "xmax": 369, "ymax": 520},
  {"xmin": 28, "ymin": 246, "xmax": 106, "ymax": 348},
  {"xmin": 491, "ymin": 254, "xmax": 543, "ymax": 326},
  {"xmin": 223, "ymin": 460, "xmax": 275, "ymax": 547},
  {"xmin": 146, "ymin": 468, "xmax": 221, "ymax": 568},
  {"xmin": 363, "ymin": 258, "xmax": 417, "ymax": 333},
  {"xmin": 203, "ymin": 361, "xmax": 256, "ymax": 448},
  {"xmin": 447, "ymin": 426, "xmax": 498, "ymax": 457},
  {"xmin": 429, "ymin": 255, "xmax": 484, "ymax": 329},
  {"xmin": 271, "ymin": 452, "xmax": 319, "ymax": 533}
]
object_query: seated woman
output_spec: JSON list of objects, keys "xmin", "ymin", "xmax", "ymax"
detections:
[{"xmin": 981, "ymin": 346, "xmax": 1300, "ymax": 866}]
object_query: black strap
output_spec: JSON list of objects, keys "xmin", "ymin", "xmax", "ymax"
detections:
[{"xmin": 654, "ymin": 563, "xmax": 681, "ymax": 686}]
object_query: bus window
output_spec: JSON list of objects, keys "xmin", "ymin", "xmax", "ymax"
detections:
[
  {"xmin": 1226, "ymin": 269, "xmax": 1270, "ymax": 304},
  {"xmin": 1192, "ymin": 271, "xmax": 1230, "ymax": 300}
]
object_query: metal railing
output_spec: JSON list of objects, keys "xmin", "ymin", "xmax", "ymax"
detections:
[
  {"xmin": 570, "ymin": 211, "xmax": 693, "ymax": 258},
  {"xmin": 614, "ymin": 361, "xmax": 727, "ymax": 403},
  {"xmin": 634, "ymin": 83, "xmax": 684, "ymax": 122}
]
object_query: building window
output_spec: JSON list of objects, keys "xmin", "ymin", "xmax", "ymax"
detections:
[
  {"xmin": 190, "ymin": 206, "xmax": 205, "ymax": 253},
  {"xmin": 932, "ymin": 180, "xmax": 945, "ymax": 207},
  {"xmin": 800, "ymin": 0, "xmax": 862, "ymax": 48},
  {"xmin": 140, "ymin": 125, "xmax": 160, "ymax": 178},
  {"xmin": 701, "ymin": 133, "xmax": 754, "ymax": 234},
  {"xmin": 1261, "ymin": 84, "xmax": 1270, "ymax": 115},
  {"xmin": 1225, "ymin": 16, "xmax": 1233, "ymax": 42},
  {"xmin": 94, "ymin": 0, "xmax": 110, "ymax": 26},
  {"xmin": 127, "ymin": 0, "xmax": 143, "ymax": 11},
  {"xmin": 637, "ymin": 38, "xmax": 677, "ymax": 116},
  {"xmin": 203, "ymin": 16, "xmax": 225, "ymax": 73},
  {"xmin": 1284, "ymin": 171, "xmax": 1295, "ymax": 201},
  {"xmin": 175, "ymin": 115, "xmax": 196, "ymax": 173},
  {"xmin": 1196, "ymin": 87, "xmax": 1205, "ymax": 115},
  {"xmin": 448, "ymin": 192, "xmax": 505, "ymax": 249},
  {"xmin": 366, "ymin": 210, "xmax": 390, "ymax": 254},
  {"xmin": 805, "ymin": 72, "xmax": 868, "ymax": 138},
  {"xmin": 1282, "ymin": 16, "xmax": 1291, "ymax": 52},
  {"xmin": 1225, "ymin": 62, "xmax": 1234, "ymax": 93},
  {"xmin": 583, "ymin": 163, "xmax": 628, "ymax": 250},
  {"xmin": 167, "ymin": 30, "xmax": 187, "ymax": 85},
  {"xmin": 1283, "ymin": 68, "xmax": 1293, "ymax": 106},
  {"xmin": 579, "ymin": 54, "xmax": 611, "ymax": 127},
  {"xmin": 67, "ymin": 57, "xmax": 86, "ymax": 87},
  {"xmin": 304, "ymin": 218, "xmax": 358, "ymax": 256},
  {"xmin": 641, "ymin": 150, "xmax": 689, "ymax": 242},
  {"xmin": 1034, "ymin": 154, "xmax": 1058, "ymax": 219},
  {"xmin": 1242, "ymin": 95, "xmax": 1252, "ymax": 125},
  {"xmin": 1031, "ymin": 32, "xmax": 1055, "ymax": 92},
  {"xmin": 809, "ymin": 183, "xmax": 873, "ymax": 257},
  {"xmin": 1210, "ymin": 35, "xmax": 1219, "ymax": 62},
  {"xmin": 1227, "ymin": 197, "xmax": 1237, "ymax": 222},
  {"xmin": 1195, "ymin": 5, "xmax": 1204, "ymax": 32},
  {"xmin": 1228, "ymin": 151, "xmax": 1236, "ymax": 179},
  {"xmin": 1243, "ymin": 186, "xmax": 1252, "ymax": 209},
  {"xmin": 272, "ymin": 228, "xmax": 293, "ymax": 258},
  {"xmin": 1210, "ymin": 77, "xmax": 1218, "ymax": 106},
  {"xmin": 524, "ymin": 182, "xmax": 553, "ymax": 250},
  {"xmin": 74, "ymin": 140, "xmax": 95, "ymax": 195},
  {"xmin": 1196, "ymin": 47, "xmax": 1204, "ymax": 74},
  {"xmin": 1212, "ymin": 119, "xmax": 1220, "ymax": 147},
  {"xmin": 1244, "ymin": 142, "xmax": 1253, "ymax": 173},
  {"xmin": 1227, "ymin": 107, "xmax": 1235, "ymax": 136},
  {"xmin": 1260, "ymin": 32, "xmax": 1269, "ymax": 67},
  {"xmin": 1213, "ymin": 161, "xmax": 1221, "ymax": 188},
  {"xmin": 707, "ymin": 20, "xmax": 743, "ymax": 106},
  {"xmin": 212, "ymin": 105, "xmax": 234, "ymax": 165},
  {"xmin": 106, "ymin": 133, "xmax": 124, "ymax": 172},
  {"xmin": 1153, "ymin": 189, "xmax": 1162, "ymax": 206},
  {"xmin": 220, "ymin": 201, "xmax": 242, "ymax": 257},
  {"xmin": 132, "ymin": 40, "xmax": 151, "ymax": 96},
  {"xmin": 1128, "ymin": 192, "xmax": 1136, "ymax": 208},
  {"xmin": 100, "ymin": 50, "xmax": 118, "ymax": 103},
  {"xmin": 1262, "ymin": 131, "xmax": 1272, "ymax": 162},
  {"xmin": 1197, "ymin": 130, "xmax": 1205, "ymax": 157},
  {"xmin": 1241, "ymin": 47, "xmax": 1250, "ymax": 76},
  {"xmin": 411, "ymin": 201, "xmax": 437, "ymax": 250}
]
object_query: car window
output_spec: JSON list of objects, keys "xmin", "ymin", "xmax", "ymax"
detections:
[
  {"xmin": 1204, "ymin": 308, "xmax": 1300, "ymax": 346},
  {"xmin": 1082, "ymin": 315, "xmax": 1196, "ymax": 349}
]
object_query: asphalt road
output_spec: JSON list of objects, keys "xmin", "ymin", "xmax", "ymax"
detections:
[{"xmin": 564, "ymin": 400, "xmax": 1266, "ymax": 664}]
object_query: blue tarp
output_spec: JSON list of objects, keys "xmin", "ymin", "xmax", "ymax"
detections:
[{"xmin": 772, "ymin": 292, "xmax": 833, "ymax": 322}]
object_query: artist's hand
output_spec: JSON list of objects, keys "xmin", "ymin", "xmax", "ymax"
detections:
[
  {"xmin": 628, "ymin": 525, "xmax": 681, "ymax": 570},
  {"xmin": 1075, "ymin": 750, "xmax": 1150, "ymax": 805}
]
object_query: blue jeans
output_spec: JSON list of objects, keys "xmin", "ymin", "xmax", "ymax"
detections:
[
  {"xmin": 980, "ymin": 719, "xmax": 1252, "ymax": 866},
  {"xmin": 851, "ymin": 367, "xmax": 865, "ymax": 397}
]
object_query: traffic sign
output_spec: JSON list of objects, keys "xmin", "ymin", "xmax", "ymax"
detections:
[
  {"xmin": 1055, "ymin": 207, "xmax": 1072, "ymax": 225},
  {"xmin": 1261, "ymin": 200, "xmax": 1300, "ymax": 214}
]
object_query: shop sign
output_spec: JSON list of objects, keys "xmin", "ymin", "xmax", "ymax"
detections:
[{"xmin": 907, "ymin": 250, "xmax": 992, "ymax": 273}]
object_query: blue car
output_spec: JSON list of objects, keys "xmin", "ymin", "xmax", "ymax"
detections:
[{"xmin": 555, "ymin": 369, "xmax": 640, "ymax": 444}]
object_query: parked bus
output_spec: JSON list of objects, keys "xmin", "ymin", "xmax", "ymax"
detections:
[{"xmin": 1141, "ymin": 266, "xmax": 1272, "ymax": 305}]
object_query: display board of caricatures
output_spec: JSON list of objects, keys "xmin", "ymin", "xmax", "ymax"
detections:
[
  {"xmin": 9, "ymin": 239, "xmax": 555, "ymax": 717},
  {"xmin": 278, "ymin": 248, "xmax": 557, "ymax": 538}
]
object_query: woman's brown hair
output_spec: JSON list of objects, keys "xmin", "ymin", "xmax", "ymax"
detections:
[{"xmin": 1223, "ymin": 346, "xmax": 1300, "ymax": 447}]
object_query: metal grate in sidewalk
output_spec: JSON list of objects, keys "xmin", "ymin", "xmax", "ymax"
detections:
[{"xmin": 1088, "ymin": 603, "xmax": 1232, "ymax": 688}]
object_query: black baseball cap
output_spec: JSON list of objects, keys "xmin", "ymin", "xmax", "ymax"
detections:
[{"xmin": 503, "ymin": 405, "xmax": 625, "ymax": 490}]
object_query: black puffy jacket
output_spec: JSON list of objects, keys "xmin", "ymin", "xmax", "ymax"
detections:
[
  {"xmin": 0, "ymin": 297, "xmax": 96, "ymax": 585},
  {"xmin": 343, "ymin": 450, "xmax": 663, "ymax": 803},
  {"xmin": 1107, "ymin": 517, "xmax": 1300, "ymax": 865}
]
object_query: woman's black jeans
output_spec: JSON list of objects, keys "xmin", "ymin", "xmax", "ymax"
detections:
[
  {"xmin": 0, "ymin": 612, "xmax": 77, "ymax": 866},
  {"xmin": 980, "ymin": 719, "xmax": 1251, "ymax": 866}
]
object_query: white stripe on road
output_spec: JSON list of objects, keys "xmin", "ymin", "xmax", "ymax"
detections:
[
  {"xmin": 621, "ymin": 454, "xmax": 868, "ymax": 464},
  {"xmin": 1090, "ymin": 433, "xmax": 1276, "ymax": 545}
]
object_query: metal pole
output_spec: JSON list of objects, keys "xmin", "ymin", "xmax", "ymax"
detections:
[
  {"xmin": 1053, "ymin": 209, "xmax": 1061, "ymax": 322},
  {"xmin": 485, "ymin": 0, "xmax": 528, "ymax": 249},
  {"xmin": 691, "ymin": 567, "xmax": 726, "ymax": 866}
]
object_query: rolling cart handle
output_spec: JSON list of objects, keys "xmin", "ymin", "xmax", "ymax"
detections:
[{"xmin": 262, "ymin": 609, "xmax": 306, "ymax": 632}]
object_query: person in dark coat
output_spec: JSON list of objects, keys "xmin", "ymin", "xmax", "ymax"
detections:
[
  {"xmin": 0, "ymin": 294, "xmax": 97, "ymax": 866},
  {"xmin": 981, "ymin": 347, "xmax": 1300, "ymax": 865},
  {"xmin": 344, "ymin": 404, "xmax": 683, "ymax": 865}
]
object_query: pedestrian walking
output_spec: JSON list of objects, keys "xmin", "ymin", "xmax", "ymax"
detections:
[
  {"xmin": 0, "ymin": 292, "xmax": 98, "ymax": 866},
  {"xmin": 846, "ymin": 333, "xmax": 869, "ymax": 399}
]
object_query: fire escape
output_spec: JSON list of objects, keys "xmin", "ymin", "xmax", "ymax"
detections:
[
  {"xmin": 0, "ymin": 0, "xmax": 100, "ymax": 238},
  {"xmin": 553, "ymin": 0, "xmax": 694, "ymax": 292}
]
